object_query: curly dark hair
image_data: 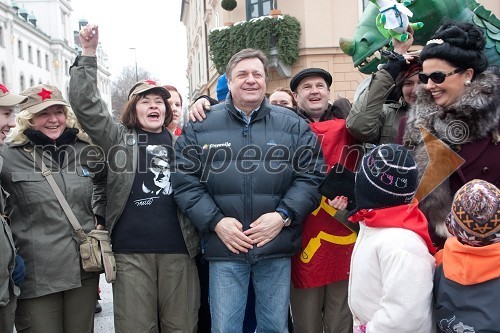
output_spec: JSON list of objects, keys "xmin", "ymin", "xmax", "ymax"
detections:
[{"xmin": 420, "ymin": 21, "xmax": 488, "ymax": 78}]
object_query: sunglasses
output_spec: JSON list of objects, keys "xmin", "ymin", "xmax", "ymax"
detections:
[{"xmin": 418, "ymin": 68, "xmax": 465, "ymax": 84}]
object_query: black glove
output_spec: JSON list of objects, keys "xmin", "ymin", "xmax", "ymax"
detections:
[
  {"xmin": 379, "ymin": 50, "xmax": 407, "ymax": 80},
  {"xmin": 13, "ymin": 254, "xmax": 26, "ymax": 287}
]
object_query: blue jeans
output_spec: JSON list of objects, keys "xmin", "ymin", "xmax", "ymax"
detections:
[{"xmin": 209, "ymin": 258, "xmax": 291, "ymax": 333}]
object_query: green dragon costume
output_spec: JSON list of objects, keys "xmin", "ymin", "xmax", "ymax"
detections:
[{"xmin": 341, "ymin": 0, "xmax": 500, "ymax": 74}]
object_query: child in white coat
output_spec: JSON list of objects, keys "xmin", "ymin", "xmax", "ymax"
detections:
[{"xmin": 330, "ymin": 144, "xmax": 436, "ymax": 333}]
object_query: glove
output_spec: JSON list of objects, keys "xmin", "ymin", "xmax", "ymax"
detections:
[
  {"xmin": 379, "ymin": 50, "xmax": 407, "ymax": 80},
  {"xmin": 13, "ymin": 254, "xmax": 26, "ymax": 287}
]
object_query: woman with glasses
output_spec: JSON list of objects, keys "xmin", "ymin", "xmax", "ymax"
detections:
[{"xmin": 402, "ymin": 21, "xmax": 500, "ymax": 249}]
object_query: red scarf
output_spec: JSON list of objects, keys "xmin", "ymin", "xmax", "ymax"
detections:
[{"xmin": 349, "ymin": 203, "xmax": 436, "ymax": 254}]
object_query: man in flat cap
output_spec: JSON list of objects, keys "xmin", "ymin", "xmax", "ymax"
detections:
[
  {"xmin": 289, "ymin": 68, "xmax": 357, "ymax": 333},
  {"xmin": 289, "ymin": 68, "xmax": 350, "ymax": 122},
  {"xmin": 0, "ymin": 84, "xmax": 26, "ymax": 332}
]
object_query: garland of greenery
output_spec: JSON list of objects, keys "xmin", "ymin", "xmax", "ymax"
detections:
[{"xmin": 208, "ymin": 15, "xmax": 301, "ymax": 74}]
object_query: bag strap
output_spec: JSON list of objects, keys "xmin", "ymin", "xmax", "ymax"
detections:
[{"xmin": 31, "ymin": 150, "xmax": 87, "ymax": 241}]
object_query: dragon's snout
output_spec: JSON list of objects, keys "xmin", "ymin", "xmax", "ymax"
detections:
[{"xmin": 339, "ymin": 37, "xmax": 355, "ymax": 56}]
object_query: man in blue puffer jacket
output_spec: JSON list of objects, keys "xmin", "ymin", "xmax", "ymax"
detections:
[{"xmin": 173, "ymin": 48, "xmax": 324, "ymax": 333}]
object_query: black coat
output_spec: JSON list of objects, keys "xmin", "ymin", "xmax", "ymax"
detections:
[{"xmin": 172, "ymin": 96, "xmax": 324, "ymax": 262}]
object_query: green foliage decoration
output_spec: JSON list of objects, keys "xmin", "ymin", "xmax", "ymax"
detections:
[
  {"xmin": 208, "ymin": 15, "xmax": 301, "ymax": 74},
  {"xmin": 221, "ymin": 0, "xmax": 237, "ymax": 11}
]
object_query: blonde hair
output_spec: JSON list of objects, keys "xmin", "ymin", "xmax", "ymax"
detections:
[{"xmin": 8, "ymin": 106, "xmax": 91, "ymax": 145}]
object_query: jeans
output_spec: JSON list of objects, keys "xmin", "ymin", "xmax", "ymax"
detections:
[{"xmin": 209, "ymin": 257, "xmax": 291, "ymax": 333}]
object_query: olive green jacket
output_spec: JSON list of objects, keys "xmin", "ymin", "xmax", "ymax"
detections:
[
  {"xmin": 0, "ymin": 140, "xmax": 106, "ymax": 299},
  {"xmin": 0, "ymin": 155, "xmax": 19, "ymax": 306},
  {"xmin": 347, "ymin": 69, "xmax": 407, "ymax": 145},
  {"xmin": 69, "ymin": 56, "xmax": 199, "ymax": 258}
]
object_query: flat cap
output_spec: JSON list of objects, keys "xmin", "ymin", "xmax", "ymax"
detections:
[
  {"xmin": 290, "ymin": 68, "xmax": 332, "ymax": 92},
  {"xmin": 128, "ymin": 80, "xmax": 171, "ymax": 101}
]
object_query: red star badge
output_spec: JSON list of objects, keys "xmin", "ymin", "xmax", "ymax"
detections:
[
  {"xmin": 37, "ymin": 88, "xmax": 53, "ymax": 101},
  {"xmin": 145, "ymin": 80, "xmax": 157, "ymax": 85},
  {"xmin": 0, "ymin": 84, "xmax": 8, "ymax": 94}
]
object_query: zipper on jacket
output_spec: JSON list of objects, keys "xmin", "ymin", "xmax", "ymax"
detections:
[{"xmin": 243, "ymin": 122, "xmax": 252, "ymax": 263}]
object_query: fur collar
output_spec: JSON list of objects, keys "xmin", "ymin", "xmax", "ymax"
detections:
[
  {"xmin": 402, "ymin": 68, "xmax": 500, "ymax": 244},
  {"xmin": 404, "ymin": 68, "xmax": 500, "ymax": 148}
]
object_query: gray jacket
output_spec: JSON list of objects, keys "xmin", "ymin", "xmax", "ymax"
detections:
[
  {"xmin": 68, "ymin": 55, "xmax": 199, "ymax": 258},
  {"xmin": 0, "ymin": 156, "xmax": 18, "ymax": 306},
  {"xmin": 0, "ymin": 140, "xmax": 106, "ymax": 299},
  {"xmin": 347, "ymin": 69, "xmax": 407, "ymax": 144}
]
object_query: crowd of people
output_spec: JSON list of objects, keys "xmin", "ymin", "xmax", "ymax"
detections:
[{"xmin": 0, "ymin": 17, "xmax": 498, "ymax": 333}]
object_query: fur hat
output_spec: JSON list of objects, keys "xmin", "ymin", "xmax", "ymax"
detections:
[
  {"xmin": 290, "ymin": 68, "xmax": 332, "ymax": 92},
  {"xmin": 420, "ymin": 21, "xmax": 488, "ymax": 77},
  {"xmin": 19, "ymin": 84, "xmax": 68, "ymax": 114},
  {"xmin": 0, "ymin": 84, "xmax": 27, "ymax": 107},
  {"xmin": 352, "ymin": 144, "xmax": 417, "ymax": 214},
  {"xmin": 128, "ymin": 80, "xmax": 170, "ymax": 101},
  {"xmin": 446, "ymin": 179, "xmax": 500, "ymax": 247}
]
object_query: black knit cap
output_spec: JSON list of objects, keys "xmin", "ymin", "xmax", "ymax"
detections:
[
  {"xmin": 290, "ymin": 68, "xmax": 332, "ymax": 92},
  {"xmin": 351, "ymin": 144, "xmax": 418, "ymax": 214}
]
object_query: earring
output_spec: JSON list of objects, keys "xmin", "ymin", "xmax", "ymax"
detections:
[{"xmin": 464, "ymin": 80, "xmax": 471, "ymax": 86}]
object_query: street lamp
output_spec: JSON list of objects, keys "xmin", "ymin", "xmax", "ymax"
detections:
[{"xmin": 129, "ymin": 47, "xmax": 138, "ymax": 82}]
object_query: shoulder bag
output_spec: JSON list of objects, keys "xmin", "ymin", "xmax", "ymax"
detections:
[{"xmin": 31, "ymin": 149, "xmax": 116, "ymax": 283}]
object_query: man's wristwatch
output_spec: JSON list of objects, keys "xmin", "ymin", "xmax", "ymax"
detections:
[{"xmin": 276, "ymin": 208, "xmax": 292, "ymax": 227}]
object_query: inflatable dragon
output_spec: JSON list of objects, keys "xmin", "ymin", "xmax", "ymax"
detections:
[{"xmin": 340, "ymin": 0, "xmax": 500, "ymax": 74}]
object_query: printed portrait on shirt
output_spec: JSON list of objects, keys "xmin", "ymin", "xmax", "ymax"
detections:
[{"xmin": 142, "ymin": 145, "xmax": 173, "ymax": 195}]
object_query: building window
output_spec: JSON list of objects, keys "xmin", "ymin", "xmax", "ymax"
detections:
[
  {"xmin": 1, "ymin": 66, "xmax": 6, "ymax": 84},
  {"xmin": 37, "ymin": 50, "xmax": 41, "ymax": 67},
  {"xmin": 20, "ymin": 74, "xmax": 25, "ymax": 91},
  {"xmin": 30, "ymin": 77, "xmax": 35, "ymax": 87},
  {"xmin": 0, "ymin": 26, "xmax": 4, "ymax": 47},
  {"xmin": 65, "ymin": 60, "xmax": 69, "ymax": 75},
  {"xmin": 215, "ymin": 11, "xmax": 221, "ymax": 27},
  {"xmin": 28, "ymin": 45, "xmax": 33, "ymax": 63},
  {"xmin": 246, "ymin": 0, "xmax": 273, "ymax": 20},
  {"xmin": 45, "ymin": 54, "xmax": 49, "ymax": 70},
  {"xmin": 18, "ymin": 40, "xmax": 23, "ymax": 59}
]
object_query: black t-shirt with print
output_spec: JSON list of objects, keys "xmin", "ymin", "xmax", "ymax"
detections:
[{"xmin": 112, "ymin": 128, "xmax": 187, "ymax": 254}]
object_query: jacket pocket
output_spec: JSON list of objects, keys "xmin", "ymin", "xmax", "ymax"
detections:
[{"xmin": 11, "ymin": 172, "xmax": 52, "ymax": 204}]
